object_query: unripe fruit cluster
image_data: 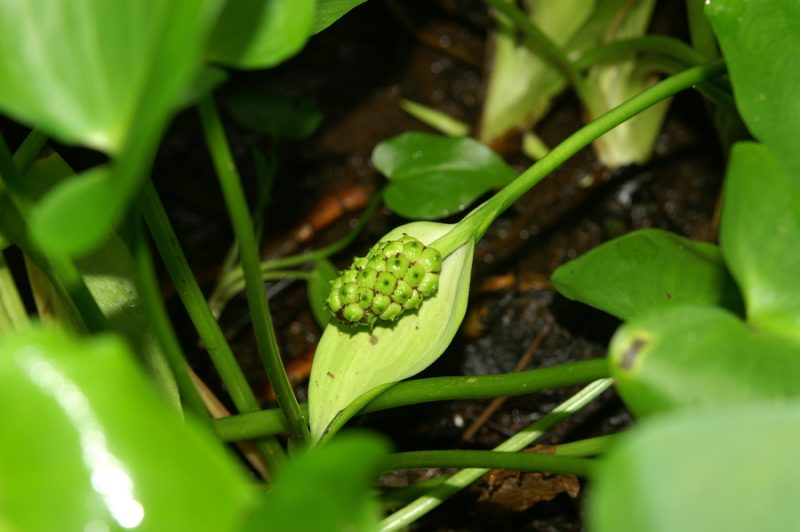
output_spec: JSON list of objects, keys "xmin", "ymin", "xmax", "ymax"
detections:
[{"xmin": 327, "ymin": 234, "xmax": 443, "ymax": 327}]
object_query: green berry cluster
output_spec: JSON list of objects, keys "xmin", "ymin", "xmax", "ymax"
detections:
[{"xmin": 327, "ymin": 234, "xmax": 443, "ymax": 327}]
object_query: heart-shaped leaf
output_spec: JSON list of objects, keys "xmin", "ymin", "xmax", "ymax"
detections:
[
  {"xmin": 609, "ymin": 305, "xmax": 800, "ymax": 417},
  {"xmin": 207, "ymin": 0, "xmax": 314, "ymax": 69},
  {"xmin": 373, "ymin": 132, "xmax": 517, "ymax": 219},
  {"xmin": 552, "ymin": 229, "xmax": 743, "ymax": 321},
  {"xmin": 308, "ymin": 222, "xmax": 474, "ymax": 442},
  {"xmin": 0, "ymin": 327, "xmax": 251, "ymax": 531},
  {"xmin": 720, "ymin": 142, "xmax": 800, "ymax": 337},
  {"xmin": 590, "ymin": 402, "xmax": 800, "ymax": 532},
  {"xmin": 706, "ymin": 0, "xmax": 800, "ymax": 175},
  {"xmin": 0, "ymin": 0, "xmax": 222, "ymax": 153}
]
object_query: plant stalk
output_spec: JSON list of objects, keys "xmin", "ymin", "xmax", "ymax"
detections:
[
  {"xmin": 214, "ymin": 358, "xmax": 609, "ymax": 440},
  {"xmin": 432, "ymin": 59, "xmax": 727, "ymax": 256},
  {"xmin": 197, "ymin": 95, "xmax": 310, "ymax": 447},
  {"xmin": 380, "ymin": 379, "xmax": 614, "ymax": 531},
  {"xmin": 383, "ymin": 450, "xmax": 595, "ymax": 478}
]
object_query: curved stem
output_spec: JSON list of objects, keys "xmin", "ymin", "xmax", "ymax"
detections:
[
  {"xmin": 198, "ymin": 96, "xmax": 309, "ymax": 447},
  {"xmin": 380, "ymin": 379, "xmax": 613, "ymax": 531},
  {"xmin": 432, "ymin": 59, "xmax": 727, "ymax": 256},
  {"xmin": 572, "ymin": 35, "xmax": 706, "ymax": 71},
  {"xmin": 383, "ymin": 450, "xmax": 595, "ymax": 478},
  {"xmin": 213, "ymin": 358, "xmax": 609, "ymax": 441}
]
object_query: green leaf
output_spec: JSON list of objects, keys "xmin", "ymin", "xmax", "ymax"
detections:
[
  {"xmin": 373, "ymin": 132, "xmax": 517, "ymax": 219},
  {"xmin": 242, "ymin": 431, "xmax": 389, "ymax": 531},
  {"xmin": 0, "ymin": 327, "xmax": 252, "ymax": 531},
  {"xmin": 308, "ymin": 258, "xmax": 339, "ymax": 328},
  {"xmin": 0, "ymin": 0, "xmax": 222, "ymax": 153},
  {"xmin": 207, "ymin": 0, "xmax": 315, "ymax": 69},
  {"xmin": 706, "ymin": 0, "xmax": 800, "ymax": 175},
  {"xmin": 308, "ymin": 222, "xmax": 474, "ymax": 442},
  {"xmin": 28, "ymin": 166, "xmax": 114, "ymax": 256},
  {"xmin": 720, "ymin": 142, "xmax": 800, "ymax": 336},
  {"xmin": 228, "ymin": 90, "xmax": 323, "ymax": 139},
  {"xmin": 552, "ymin": 229, "xmax": 743, "ymax": 321},
  {"xmin": 25, "ymin": 151, "xmax": 179, "ymax": 406},
  {"xmin": 179, "ymin": 66, "xmax": 230, "ymax": 109},
  {"xmin": 590, "ymin": 403, "xmax": 800, "ymax": 532},
  {"xmin": 609, "ymin": 305, "xmax": 800, "ymax": 417},
  {"xmin": 312, "ymin": 0, "xmax": 369, "ymax": 34}
]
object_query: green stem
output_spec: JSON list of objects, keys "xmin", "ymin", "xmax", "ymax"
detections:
[
  {"xmin": 432, "ymin": 59, "xmax": 727, "ymax": 256},
  {"xmin": 210, "ymin": 270, "xmax": 315, "ymax": 318},
  {"xmin": 198, "ymin": 95, "xmax": 309, "ymax": 447},
  {"xmin": 572, "ymin": 35, "xmax": 706, "ymax": 71},
  {"xmin": 552, "ymin": 434, "xmax": 616, "ymax": 457},
  {"xmin": 383, "ymin": 450, "xmax": 595, "ymax": 478},
  {"xmin": 0, "ymin": 250, "xmax": 29, "ymax": 331},
  {"xmin": 214, "ymin": 358, "xmax": 609, "ymax": 441},
  {"xmin": 212, "ymin": 190, "xmax": 383, "ymax": 310},
  {"xmin": 131, "ymin": 220, "xmax": 209, "ymax": 421},
  {"xmin": 140, "ymin": 180, "xmax": 286, "ymax": 468},
  {"xmin": 379, "ymin": 379, "xmax": 613, "ymax": 531},
  {"xmin": 483, "ymin": 0, "xmax": 599, "ymax": 118}
]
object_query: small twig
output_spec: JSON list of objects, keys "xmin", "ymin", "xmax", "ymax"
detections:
[{"xmin": 461, "ymin": 326, "xmax": 549, "ymax": 442}]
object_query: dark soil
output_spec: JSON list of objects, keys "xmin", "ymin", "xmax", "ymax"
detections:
[{"xmin": 149, "ymin": 1, "xmax": 724, "ymax": 529}]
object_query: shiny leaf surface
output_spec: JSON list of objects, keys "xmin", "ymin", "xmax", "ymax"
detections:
[{"xmin": 0, "ymin": 327, "xmax": 252, "ymax": 531}]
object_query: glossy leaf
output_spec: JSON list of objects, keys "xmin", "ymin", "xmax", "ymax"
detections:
[
  {"xmin": 242, "ymin": 431, "xmax": 389, "ymax": 531},
  {"xmin": 228, "ymin": 91, "xmax": 323, "ymax": 139},
  {"xmin": 309, "ymin": 222, "xmax": 474, "ymax": 442},
  {"xmin": 720, "ymin": 142, "xmax": 800, "ymax": 336},
  {"xmin": 373, "ymin": 132, "xmax": 517, "ymax": 219},
  {"xmin": 0, "ymin": 0, "xmax": 222, "ymax": 153},
  {"xmin": 552, "ymin": 229, "xmax": 743, "ymax": 321},
  {"xmin": 313, "ymin": 0, "xmax": 369, "ymax": 34},
  {"xmin": 308, "ymin": 258, "xmax": 339, "ymax": 328},
  {"xmin": 609, "ymin": 305, "xmax": 800, "ymax": 417},
  {"xmin": 591, "ymin": 403, "xmax": 800, "ymax": 532},
  {"xmin": 0, "ymin": 327, "xmax": 252, "ymax": 531},
  {"xmin": 207, "ymin": 0, "xmax": 315, "ymax": 69},
  {"xmin": 706, "ymin": 0, "xmax": 800, "ymax": 175}
]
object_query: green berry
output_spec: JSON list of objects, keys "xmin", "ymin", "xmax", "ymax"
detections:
[
  {"xmin": 403, "ymin": 289, "xmax": 422, "ymax": 310},
  {"xmin": 357, "ymin": 267, "xmax": 378, "ymax": 288},
  {"xmin": 326, "ymin": 234, "xmax": 444, "ymax": 327},
  {"xmin": 403, "ymin": 240, "xmax": 425, "ymax": 261},
  {"xmin": 367, "ymin": 255, "xmax": 387, "ymax": 272},
  {"xmin": 343, "ymin": 303, "xmax": 364, "ymax": 323},
  {"xmin": 383, "ymin": 240, "xmax": 404, "ymax": 257},
  {"xmin": 357, "ymin": 286, "xmax": 373, "ymax": 309},
  {"xmin": 387, "ymin": 255, "xmax": 409, "ymax": 277},
  {"xmin": 327, "ymin": 290, "xmax": 343, "ymax": 313},
  {"xmin": 340, "ymin": 282, "xmax": 359, "ymax": 304},
  {"xmin": 376, "ymin": 271, "xmax": 397, "ymax": 295},
  {"xmin": 379, "ymin": 302, "xmax": 403, "ymax": 321},
  {"xmin": 371, "ymin": 293, "xmax": 391, "ymax": 314},
  {"xmin": 419, "ymin": 248, "xmax": 442, "ymax": 272},
  {"xmin": 405, "ymin": 264, "xmax": 425, "ymax": 287},
  {"xmin": 418, "ymin": 272, "xmax": 439, "ymax": 297}
]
